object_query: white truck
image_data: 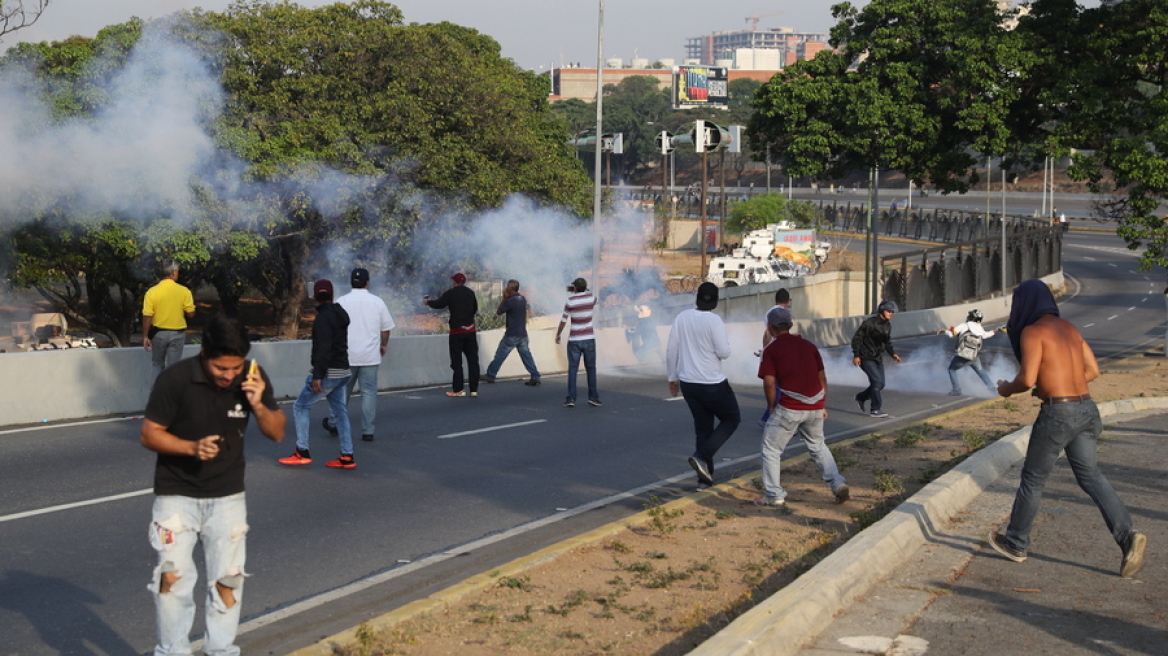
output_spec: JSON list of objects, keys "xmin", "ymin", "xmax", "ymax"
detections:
[{"xmin": 707, "ymin": 223, "xmax": 830, "ymax": 288}]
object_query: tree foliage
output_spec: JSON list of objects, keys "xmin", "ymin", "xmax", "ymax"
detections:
[
  {"xmin": 748, "ymin": 0, "xmax": 1023, "ymax": 193},
  {"xmin": 2, "ymin": 1, "xmax": 592, "ymax": 340},
  {"xmin": 726, "ymin": 193, "xmax": 818, "ymax": 235}
]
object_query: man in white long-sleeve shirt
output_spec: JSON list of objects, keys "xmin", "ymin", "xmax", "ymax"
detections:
[
  {"xmin": 667, "ymin": 282, "xmax": 740, "ymax": 486},
  {"xmin": 942, "ymin": 309, "xmax": 997, "ymax": 396}
]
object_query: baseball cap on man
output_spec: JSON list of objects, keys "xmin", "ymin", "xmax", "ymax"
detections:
[
  {"xmin": 313, "ymin": 279, "xmax": 333, "ymax": 296},
  {"xmin": 350, "ymin": 268, "xmax": 370, "ymax": 287},
  {"xmin": 696, "ymin": 282, "xmax": 719, "ymax": 310},
  {"xmin": 451, "ymin": 272, "xmax": 467, "ymax": 284},
  {"xmin": 766, "ymin": 306, "xmax": 792, "ymax": 327}
]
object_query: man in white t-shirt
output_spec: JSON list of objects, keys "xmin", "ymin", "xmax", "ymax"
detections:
[
  {"xmin": 325, "ymin": 268, "xmax": 395, "ymax": 442},
  {"xmin": 667, "ymin": 282, "xmax": 740, "ymax": 487}
]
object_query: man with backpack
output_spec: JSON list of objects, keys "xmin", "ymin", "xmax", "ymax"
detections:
[{"xmin": 942, "ymin": 309, "xmax": 997, "ymax": 396}]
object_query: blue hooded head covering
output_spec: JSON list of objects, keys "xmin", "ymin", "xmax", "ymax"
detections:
[{"xmin": 1006, "ymin": 279, "xmax": 1059, "ymax": 361}]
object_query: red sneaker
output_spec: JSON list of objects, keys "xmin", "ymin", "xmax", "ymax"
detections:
[
  {"xmin": 278, "ymin": 450, "xmax": 312, "ymax": 465},
  {"xmin": 326, "ymin": 454, "xmax": 356, "ymax": 469}
]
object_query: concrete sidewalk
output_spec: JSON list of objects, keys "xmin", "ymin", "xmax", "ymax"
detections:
[{"xmin": 796, "ymin": 409, "xmax": 1167, "ymax": 656}]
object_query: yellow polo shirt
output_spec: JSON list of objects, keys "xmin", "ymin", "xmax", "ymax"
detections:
[{"xmin": 143, "ymin": 279, "xmax": 195, "ymax": 330}]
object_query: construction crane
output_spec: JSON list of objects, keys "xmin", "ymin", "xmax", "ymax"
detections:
[{"xmin": 746, "ymin": 10, "xmax": 785, "ymax": 32}]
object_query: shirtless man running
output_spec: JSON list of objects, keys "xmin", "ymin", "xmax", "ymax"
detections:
[{"xmin": 988, "ymin": 279, "xmax": 1147, "ymax": 577}]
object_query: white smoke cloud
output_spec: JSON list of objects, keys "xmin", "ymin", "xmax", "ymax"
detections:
[{"xmin": 0, "ymin": 23, "xmax": 225, "ymax": 222}]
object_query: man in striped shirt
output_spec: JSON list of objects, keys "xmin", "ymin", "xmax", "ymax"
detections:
[{"xmin": 555, "ymin": 277, "xmax": 600, "ymax": 408}]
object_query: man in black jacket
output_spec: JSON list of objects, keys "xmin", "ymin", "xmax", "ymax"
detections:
[
  {"xmin": 851, "ymin": 300, "xmax": 902, "ymax": 418},
  {"xmin": 279, "ymin": 279, "xmax": 356, "ymax": 468},
  {"xmin": 424, "ymin": 272, "xmax": 480, "ymax": 397}
]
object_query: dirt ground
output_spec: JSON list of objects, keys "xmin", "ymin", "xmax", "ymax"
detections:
[{"xmin": 332, "ymin": 359, "xmax": 1168, "ymax": 656}]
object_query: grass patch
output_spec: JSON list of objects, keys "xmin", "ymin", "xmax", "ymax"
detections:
[{"xmin": 873, "ymin": 469, "xmax": 906, "ymax": 496}]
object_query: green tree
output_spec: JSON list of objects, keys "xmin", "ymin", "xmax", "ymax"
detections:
[
  {"xmin": 1017, "ymin": 0, "xmax": 1168, "ymax": 273},
  {"xmin": 198, "ymin": 1, "xmax": 591, "ymax": 336},
  {"xmin": 748, "ymin": 0, "xmax": 1023, "ymax": 193},
  {"xmin": 726, "ymin": 193, "xmax": 818, "ymax": 234}
]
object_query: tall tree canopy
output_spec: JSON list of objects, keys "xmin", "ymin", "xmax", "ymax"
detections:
[
  {"xmin": 1, "ymin": 1, "xmax": 592, "ymax": 341},
  {"xmin": 748, "ymin": 0, "xmax": 1023, "ymax": 193}
]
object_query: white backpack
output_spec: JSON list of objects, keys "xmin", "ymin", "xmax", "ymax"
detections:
[{"xmin": 955, "ymin": 329, "xmax": 983, "ymax": 360}]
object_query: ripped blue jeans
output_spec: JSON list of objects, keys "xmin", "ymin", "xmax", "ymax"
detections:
[{"xmin": 149, "ymin": 493, "xmax": 248, "ymax": 656}]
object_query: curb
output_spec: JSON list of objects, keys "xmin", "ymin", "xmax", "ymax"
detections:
[
  {"xmin": 688, "ymin": 396, "xmax": 1168, "ymax": 656},
  {"xmin": 286, "ymin": 396, "xmax": 1168, "ymax": 656}
]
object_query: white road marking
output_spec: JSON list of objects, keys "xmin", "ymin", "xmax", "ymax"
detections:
[
  {"xmin": 1108, "ymin": 263, "xmax": 1118, "ymax": 267},
  {"xmin": 665, "ymin": 396, "xmax": 686, "ymax": 402},
  {"xmin": 1084, "ymin": 256, "xmax": 1097, "ymax": 260},
  {"xmin": 1129, "ymin": 306, "xmax": 1137, "ymax": 311},
  {"xmin": 0, "ymin": 415, "xmax": 136, "ymax": 436},
  {"xmin": 0, "ymin": 489, "xmax": 152, "ymax": 524},
  {"xmin": 1084, "ymin": 323, "xmax": 1095, "ymax": 328},
  {"xmin": 437, "ymin": 419, "xmax": 546, "ymax": 439},
  {"xmin": 1108, "ymin": 315, "xmax": 1120, "ymax": 321}
]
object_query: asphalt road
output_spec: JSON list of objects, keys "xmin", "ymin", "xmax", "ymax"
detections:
[{"xmin": 0, "ymin": 227, "xmax": 1161, "ymax": 655}]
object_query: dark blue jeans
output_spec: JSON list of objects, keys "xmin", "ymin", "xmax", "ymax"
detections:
[
  {"xmin": 1003, "ymin": 400, "xmax": 1134, "ymax": 552},
  {"xmin": 486, "ymin": 335, "xmax": 540, "ymax": 381},
  {"xmin": 680, "ymin": 379, "xmax": 741, "ymax": 472},
  {"xmin": 566, "ymin": 339, "xmax": 598, "ymax": 402},
  {"xmin": 856, "ymin": 358, "xmax": 886, "ymax": 411},
  {"xmin": 448, "ymin": 332, "xmax": 480, "ymax": 393}
]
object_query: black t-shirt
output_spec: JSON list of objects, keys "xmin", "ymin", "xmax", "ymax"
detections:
[{"xmin": 146, "ymin": 356, "xmax": 278, "ymax": 498}]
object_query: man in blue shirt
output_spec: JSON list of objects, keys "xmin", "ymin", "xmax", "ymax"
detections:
[{"xmin": 483, "ymin": 279, "xmax": 541, "ymax": 386}]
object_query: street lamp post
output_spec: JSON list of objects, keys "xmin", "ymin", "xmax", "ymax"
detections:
[{"xmin": 592, "ymin": 0, "xmax": 604, "ymax": 291}]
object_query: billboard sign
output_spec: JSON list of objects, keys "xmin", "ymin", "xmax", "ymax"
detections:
[{"xmin": 673, "ymin": 66, "xmax": 728, "ymax": 109}]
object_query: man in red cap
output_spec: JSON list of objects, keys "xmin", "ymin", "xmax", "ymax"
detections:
[
  {"xmin": 279, "ymin": 279, "xmax": 355, "ymax": 468},
  {"xmin": 424, "ymin": 272, "xmax": 480, "ymax": 397}
]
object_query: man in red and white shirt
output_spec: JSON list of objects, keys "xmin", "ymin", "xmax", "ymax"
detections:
[
  {"xmin": 555, "ymin": 277, "xmax": 600, "ymax": 407},
  {"xmin": 755, "ymin": 306, "xmax": 848, "ymax": 507}
]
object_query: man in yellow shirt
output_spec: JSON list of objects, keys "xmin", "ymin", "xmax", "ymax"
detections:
[{"xmin": 143, "ymin": 259, "xmax": 196, "ymax": 381}]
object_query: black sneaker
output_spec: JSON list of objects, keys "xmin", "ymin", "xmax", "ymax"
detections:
[
  {"xmin": 870, "ymin": 410, "xmax": 889, "ymax": 418},
  {"xmin": 948, "ymin": 389, "xmax": 962, "ymax": 396},
  {"xmin": 322, "ymin": 417, "xmax": 338, "ymax": 437},
  {"xmin": 1121, "ymin": 531, "xmax": 1147, "ymax": 578},
  {"xmin": 361, "ymin": 434, "xmax": 374, "ymax": 442},
  {"xmin": 588, "ymin": 398, "xmax": 603, "ymax": 407},
  {"xmin": 855, "ymin": 394, "xmax": 867, "ymax": 414},
  {"xmin": 524, "ymin": 379, "xmax": 541, "ymax": 386},
  {"xmin": 986, "ymin": 531, "xmax": 1027, "ymax": 563},
  {"xmin": 564, "ymin": 398, "xmax": 575, "ymax": 408},
  {"xmin": 482, "ymin": 375, "xmax": 496, "ymax": 384},
  {"xmin": 688, "ymin": 456, "xmax": 714, "ymax": 486}
]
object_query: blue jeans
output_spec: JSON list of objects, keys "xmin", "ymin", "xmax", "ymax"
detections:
[
  {"xmin": 149, "ymin": 493, "xmax": 248, "ymax": 656},
  {"xmin": 566, "ymin": 339, "xmax": 598, "ymax": 402},
  {"xmin": 151, "ymin": 329, "xmax": 186, "ymax": 382},
  {"xmin": 1003, "ymin": 400, "xmax": 1134, "ymax": 552},
  {"xmin": 947, "ymin": 356, "xmax": 994, "ymax": 393},
  {"xmin": 294, "ymin": 375, "xmax": 352, "ymax": 454},
  {"xmin": 856, "ymin": 358, "xmax": 886, "ymax": 412},
  {"xmin": 761, "ymin": 407, "xmax": 845, "ymax": 501},
  {"xmin": 680, "ymin": 379, "xmax": 741, "ymax": 471},
  {"xmin": 486, "ymin": 335, "xmax": 541, "ymax": 381},
  {"xmin": 328, "ymin": 365, "xmax": 379, "ymax": 436}
]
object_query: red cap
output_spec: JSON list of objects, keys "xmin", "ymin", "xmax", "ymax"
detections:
[
  {"xmin": 313, "ymin": 279, "xmax": 333, "ymax": 296},
  {"xmin": 451, "ymin": 272, "xmax": 467, "ymax": 284}
]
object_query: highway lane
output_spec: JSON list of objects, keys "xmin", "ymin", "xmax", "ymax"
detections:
[{"xmin": 1, "ymin": 229, "xmax": 1160, "ymax": 655}]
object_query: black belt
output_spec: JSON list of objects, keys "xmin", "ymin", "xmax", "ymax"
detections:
[{"xmin": 1042, "ymin": 394, "xmax": 1091, "ymax": 405}]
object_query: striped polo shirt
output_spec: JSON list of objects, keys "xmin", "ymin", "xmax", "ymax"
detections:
[{"xmin": 562, "ymin": 292, "xmax": 596, "ymax": 342}]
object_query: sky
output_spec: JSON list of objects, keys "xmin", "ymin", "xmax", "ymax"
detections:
[{"xmin": 3, "ymin": 0, "xmax": 858, "ymax": 71}]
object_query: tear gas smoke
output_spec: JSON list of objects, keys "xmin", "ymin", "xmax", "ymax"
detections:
[{"xmin": 0, "ymin": 24, "xmax": 225, "ymax": 222}]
